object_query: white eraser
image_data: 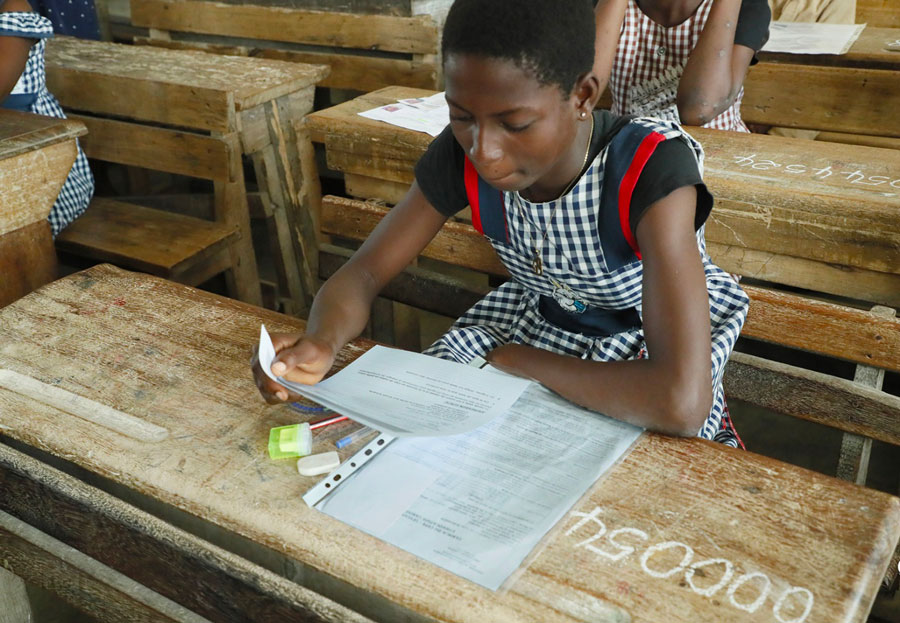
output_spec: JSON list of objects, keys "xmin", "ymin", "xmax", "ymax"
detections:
[{"xmin": 297, "ymin": 451, "xmax": 340, "ymax": 476}]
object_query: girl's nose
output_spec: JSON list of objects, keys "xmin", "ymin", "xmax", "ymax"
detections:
[{"xmin": 468, "ymin": 124, "xmax": 503, "ymax": 167}]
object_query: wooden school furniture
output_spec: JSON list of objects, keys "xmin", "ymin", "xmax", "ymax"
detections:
[
  {"xmin": 0, "ymin": 263, "xmax": 897, "ymax": 623},
  {"xmin": 857, "ymin": 0, "xmax": 900, "ymax": 27},
  {"xmin": 128, "ymin": 0, "xmax": 446, "ymax": 93},
  {"xmin": 758, "ymin": 26, "xmax": 900, "ymax": 71},
  {"xmin": 305, "ymin": 86, "xmax": 900, "ymax": 308},
  {"xmin": 44, "ymin": 36, "xmax": 329, "ymax": 314},
  {"xmin": 0, "ymin": 109, "xmax": 85, "ymax": 308}
]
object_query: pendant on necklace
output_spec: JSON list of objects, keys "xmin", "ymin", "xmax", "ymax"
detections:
[{"xmin": 532, "ymin": 249, "xmax": 543, "ymax": 275}]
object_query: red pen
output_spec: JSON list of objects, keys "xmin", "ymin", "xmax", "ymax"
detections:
[{"xmin": 308, "ymin": 413, "xmax": 349, "ymax": 430}]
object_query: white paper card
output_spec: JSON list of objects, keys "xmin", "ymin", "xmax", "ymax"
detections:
[
  {"xmin": 357, "ymin": 92, "xmax": 450, "ymax": 137},
  {"xmin": 258, "ymin": 325, "xmax": 530, "ymax": 437},
  {"xmin": 761, "ymin": 21, "xmax": 865, "ymax": 55}
]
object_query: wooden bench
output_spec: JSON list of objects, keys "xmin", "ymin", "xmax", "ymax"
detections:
[
  {"xmin": 0, "ymin": 110, "xmax": 85, "ymax": 308},
  {"xmin": 857, "ymin": 0, "xmax": 900, "ymax": 28},
  {"xmin": 45, "ymin": 36, "xmax": 329, "ymax": 312},
  {"xmin": 128, "ymin": 0, "xmax": 447, "ymax": 93},
  {"xmin": 0, "ymin": 263, "xmax": 897, "ymax": 622}
]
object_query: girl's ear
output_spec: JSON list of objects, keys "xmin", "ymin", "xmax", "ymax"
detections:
[{"xmin": 572, "ymin": 71, "xmax": 601, "ymax": 117}]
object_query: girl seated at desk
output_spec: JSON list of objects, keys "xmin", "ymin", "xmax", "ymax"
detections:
[
  {"xmin": 253, "ymin": 0, "xmax": 750, "ymax": 447},
  {"xmin": 0, "ymin": 0, "xmax": 94, "ymax": 236},
  {"xmin": 592, "ymin": 0, "xmax": 770, "ymax": 131}
]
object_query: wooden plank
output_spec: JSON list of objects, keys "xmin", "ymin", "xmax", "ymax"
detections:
[
  {"xmin": 758, "ymin": 26, "xmax": 900, "ymax": 69},
  {"xmin": 131, "ymin": 0, "xmax": 439, "ymax": 54},
  {"xmin": 742, "ymin": 63, "xmax": 900, "ymax": 137},
  {"xmin": 322, "ymin": 195, "xmax": 508, "ymax": 276},
  {"xmin": 71, "ymin": 114, "xmax": 233, "ymax": 182},
  {"xmin": 0, "ymin": 443, "xmax": 376, "ymax": 623},
  {"xmin": 0, "ymin": 140, "xmax": 78, "ymax": 236},
  {"xmin": 740, "ymin": 284, "xmax": 900, "ymax": 372},
  {"xmin": 45, "ymin": 36, "xmax": 327, "ymax": 130},
  {"xmin": 0, "ymin": 220, "xmax": 57, "ymax": 309},
  {"xmin": 322, "ymin": 194, "xmax": 900, "ymax": 372},
  {"xmin": 857, "ymin": 0, "xmax": 900, "ymax": 27},
  {"xmin": 813, "ymin": 131, "xmax": 900, "ymax": 150},
  {"xmin": 55, "ymin": 198, "xmax": 239, "ymax": 277},
  {"xmin": 344, "ymin": 173, "xmax": 409, "ymax": 204},
  {"xmin": 0, "ymin": 109, "xmax": 85, "ymax": 160},
  {"xmin": 707, "ymin": 242, "xmax": 900, "ymax": 308},
  {"xmin": 723, "ymin": 351, "xmax": 900, "ymax": 446},
  {"xmin": 0, "ymin": 511, "xmax": 210, "ymax": 623}
]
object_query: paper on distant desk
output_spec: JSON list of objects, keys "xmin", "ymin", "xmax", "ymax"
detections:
[
  {"xmin": 318, "ymin": 379, "xmax": 643, "ymax": 590},
  {"xmin": 357, "ymin": 92, "xmax": 449, "ymax": 137},
  {"xmin": 258, "ymin": 325, "xmax": 530, "ymax": 436},
  {"xmin": 761, "ymin": 21, "xmax": 865, "ymax": 54}
]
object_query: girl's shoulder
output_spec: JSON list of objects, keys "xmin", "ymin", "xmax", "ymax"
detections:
[{"xmin": 1, "ymin": 0, "xmax": 36, "ymax": 14}]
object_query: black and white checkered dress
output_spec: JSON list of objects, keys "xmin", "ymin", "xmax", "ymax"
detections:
[
  {"xmin": 424, "ymin": 118, "xmax": 748, "ymax": 445},
  {"xmin": 0, "ymin": 8, "xmax": 94, "ymax": 236}
]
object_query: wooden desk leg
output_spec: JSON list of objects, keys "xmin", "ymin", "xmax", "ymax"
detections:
[
  {"xmin": 836, "ymin": 304, "xmax": 898, "ymax": 590},
  {"xmin": 0, "ymin": 566, "xmax": 31, "ymax": 622},
  {"xmin": 0, "ymin": 220, "xmax": 57, "ymax": 308},
  {"xmin": 214, "ymin": 132, "xmax": 262, "ymax": 307}
]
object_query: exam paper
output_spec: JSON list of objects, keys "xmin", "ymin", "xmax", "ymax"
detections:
[
  {"xmin": 761, "ymin": 21, "xmax": 865, "ymax": 55},
  {"xmin": 318, "ymin": 382, "xmax": 643, "ymax": 590},
  {"xmin": 258, "ymin": 325, "xmax": 530, "ymax": 437},
  {"xmin": 357, "ymin": 92, "xmax": 450, "ymax": 137}
]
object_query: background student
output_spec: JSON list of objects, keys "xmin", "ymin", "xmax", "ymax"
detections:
[
  {"xmin": 253, "ymin": 0, "xmax": 749, "ymax": 447},
  {"xmin": 592, "ymin": 0, "xmax": 771, "ymax": 131},
  {"xmin": 0, "ymin": 0, "xmax": 94, "ymax": 236}
]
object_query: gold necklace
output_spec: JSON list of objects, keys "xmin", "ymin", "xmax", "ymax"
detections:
[{"xmin": 529, "ymin": 114, "xmax": 594, "ymax": 276}]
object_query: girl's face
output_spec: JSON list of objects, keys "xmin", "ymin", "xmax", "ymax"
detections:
[{"xmin": 444, "ymin": 53, "xmax": 582, "ymax": 196}]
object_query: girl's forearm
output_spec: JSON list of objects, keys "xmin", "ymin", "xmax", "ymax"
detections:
[
  {"xmin": 677, "ymin": 0, "xmax": 745, "ymax": 125},
  {"xmin": 304, "ymin": 263, "xmax": 380, "ymax": 357},
  {"xmin": 487, "ymin": 344, "xmax": 712, "ymax": 437},
  {"xmin": 592, "ymin": 0, "xmax": 628, "ymax": 94}
]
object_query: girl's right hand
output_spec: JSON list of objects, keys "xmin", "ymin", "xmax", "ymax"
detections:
[{"xmin": 250, "ymin": 333, "xmax": 336, "ymax": 404}]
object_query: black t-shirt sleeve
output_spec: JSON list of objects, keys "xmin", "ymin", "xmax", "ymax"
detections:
[
  {"xmin": 628, "ymin": 137, "xmax": 713, "ymax": 238},
  {"xmin": 735, "ymin": 0, "xmax": 771, "ymax": 61},
  {"xmin": 413, "ymin": 125, "xmax": 469, "ymax": 218}
]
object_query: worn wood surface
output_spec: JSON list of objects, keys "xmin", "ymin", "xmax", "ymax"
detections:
[
  {"xmin": 0, "ymin": 220, "xmax": 58, "ymax": 309},
  {"xmin": 72, "ymin": 114, "xmax": 234, "ymax": 183},
  {"xmin": 0, "ymin": 111, "xmax": 83, "ymax": 236},
  {"xmin": 56, "ymin": 198, "xmax": 239, "ymax": 277},
  {"xmin": 758, "ymin": 26, "xmax": 900, "ymax": 69},
  {"xmin": 131, "ymin": 0, "xmax": 439, "ymax": 54},
  {"xmin": 320, "ymin": 195, "xmax": 900, "ymax": 373},
  {"xmin": 45, "ymin": 36, "xmax": 327, "ymax": 131},
  {"xmin": 857, "ymin": 0, "xmax": 900, "ymax": 27},
  {"xmin": 0, "ymin": 443, "xmax": 376, "ymax": 623},
  {"xmin": 0, "ymin": 265, "xmax": 896, "ymax": 623},
  {"xmin": 305, "ymin": 86, "xmax": 900, "ymax": 306},
  {"xmin": 742, "ymin": 63, "xmax": 900, "ymax": 137}
]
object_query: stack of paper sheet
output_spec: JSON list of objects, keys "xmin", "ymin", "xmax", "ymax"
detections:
[{"xmin": 357, "ymin": 92, "xmax": 450, "ymax": 137}]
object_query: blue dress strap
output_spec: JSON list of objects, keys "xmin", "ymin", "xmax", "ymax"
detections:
[{"xmin": 463, "ymin": 155, "xmax": 509, "ymax": 244}]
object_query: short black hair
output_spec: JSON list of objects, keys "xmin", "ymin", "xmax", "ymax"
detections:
[{"xmin": 441, "ymin": 0, "xmax": 595, "ymax": 95}]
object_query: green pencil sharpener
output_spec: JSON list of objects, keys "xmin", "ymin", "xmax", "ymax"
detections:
[{"xmin": 267, "ymin": 423, "xmax": 312, "ymax": 460}]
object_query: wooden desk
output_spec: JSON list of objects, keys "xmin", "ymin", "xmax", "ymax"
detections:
[
  {"xmin": 305, "ymin": 86, "xmax": 900, "ymax": 307},
  {"xmin": 45, "ymin": 36, "xmax": 330, "ymax": 314},
  {"xmin": 758, "ymin": 26, "xmax": 900, "ymax": 70},
  {"xmin": 0, "ymin": 109, "xmax": 85, "ymax": 308},
  {"xmin": 0, "ymin": 264, "xmax": 897, "ymax": 623}
]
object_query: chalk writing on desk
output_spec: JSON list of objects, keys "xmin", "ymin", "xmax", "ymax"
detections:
[
  {"xmin": 887, "ymin": 39, "xmax": 900, "ymax": 48},
  {"xmin": 565, "ymin": 507, "xmax": 815, "ymax": 623},
  {"xmin": 729, "ymin": 154, "xmax": 900, "ymax": 191}
]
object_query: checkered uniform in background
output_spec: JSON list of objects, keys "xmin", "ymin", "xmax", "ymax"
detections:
[
  {"xmin": 609, "ymin": 0, "xmax": 748, "ymax": 132},
  {"xmin": 0, "ymin": 9, "xmax": 94, "ymax": 236},
  {"xmin": 424, "ymin": 118, "xmax": 749, "ymax": 446}
]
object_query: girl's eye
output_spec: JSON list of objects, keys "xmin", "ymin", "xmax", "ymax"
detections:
[{"xmin": 503, "ymin": 122, "xmax": 531, "ymax": 133}]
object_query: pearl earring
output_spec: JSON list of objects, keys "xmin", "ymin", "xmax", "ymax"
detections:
[{"xmin": 580, "ymin": 111, "xmax": 587, "ymax": 118}]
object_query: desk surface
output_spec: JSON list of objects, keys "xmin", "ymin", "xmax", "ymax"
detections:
[
  {"xmin": 0, "ymin": 108, "xmax": 84, "ymax": 161},
  {"xmin": 759, "ymin": 26, "xmax": 900, "ymax": 69},
  {"xmin": 0, "ymin": 265, "xmax": 897, "ymax": 623}
]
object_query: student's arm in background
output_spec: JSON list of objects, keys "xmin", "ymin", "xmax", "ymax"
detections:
[
  {"xmin": 253, "ymin": 183, "xmax": 449, "ymax": 402},
  {"xmin": 0, "ymin": 0, "xmax": 36, "ymax": 99},
  {"xmin": 677, "ymin": 0, "xmax": 770, "ymax": 125},
  {"xmin": 592, "ymin": 0, "xmax": 627, "ymax": 96}
]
